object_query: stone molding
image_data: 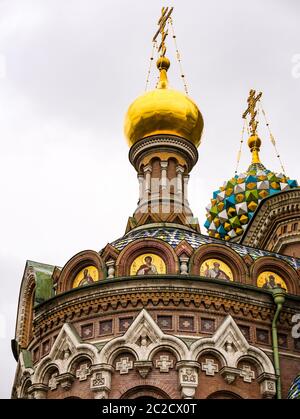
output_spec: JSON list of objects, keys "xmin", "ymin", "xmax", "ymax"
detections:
[{"xmin": 129, "ymin": 135, "xmax": 198, "ymax": 172}]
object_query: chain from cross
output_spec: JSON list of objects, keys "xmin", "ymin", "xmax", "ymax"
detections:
[
  {"xmin": 152, "ymin": 7, "xmax": 173, "ymax": 57},
  {"xmin": 242, "ymin": 89, "xmax": 262, "ymax": 136}
]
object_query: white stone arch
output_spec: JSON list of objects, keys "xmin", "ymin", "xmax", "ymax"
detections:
[
  {"xmin": 195, "ymin": 347, "xmax": 227, "ymax": 367},
  {"xmin": 148, "ymin": 343, "xmax": 184, "ymax": 362},
  {"xmin": 33, "ymin": 323, "xmax": 100, "ymax": 383},
  {"xmin": 34, "ymin": 361, "xmax": 60, "ymax": 385},
  {"xmin": 190, "ymin": 315, "xmax": 275, "ymax": 375},
  {"xmin": 67, "ymin": 351, "xmax": 94, "ymax": 374},
  {"xmin": 106, "ymin": 346, "xmax": 139, "ymax": 365},
  {"xmin": 19, "ymin": 375, "xmax": 33, "ymax": 399},
  {"xmin": 99, "ymin": 309, "xmax": 189, "ymax": 364},
  {"xmin": 236, "ymin": 350, "xmax": 274, "ymax": 375}
]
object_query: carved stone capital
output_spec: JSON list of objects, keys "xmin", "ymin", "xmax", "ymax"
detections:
[
  {"xmin": 220, "ymin": 366, "xmax": 240, "ymax": 384},
  {"xmin": 134, "ymin": 361, "xmax": 153, "ymax": 378},
  {"xmin": 90, "ymin": 364, "xmax": 114, "ymax": 395},
  {"xmin": 177, "ymin": 361, "xmax": 200, "ymax": 399},
  {"xmin": 56, "ymin": 372, "xmax": 75, "ymax": 390},
  {"xmin": 257, "ymin": 372, "xmax": 277, "ymax": 399},
  {"xmin": 28, "ymin": 383, "xmax": 48, "ymax": 399}
]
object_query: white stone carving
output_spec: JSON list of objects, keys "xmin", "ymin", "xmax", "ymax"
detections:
[
  {"xmin": 178, "ymin": 362, "xmax": 199, "ymax": 399},
  {"xmin": 76, "ymin": 363, "xmax": 90, "ymax": 381},
  {"xmin": 240, "ymin": 365, "xmax": 255, "ymax": 383},
  {"xmin": 106, "ymin": 259, "xmax": 115, "ymax": 279},
  {"xmin": 179, "ymin": 255, "xmax": 189, "ymax": 275},
  {"xmin": 48, "ymin": 372, "xmax": 58, "ymax": 390},
  {"xmin": 201, "ymin": 359, "xmax": 218, "ymax": 376},
  {"xmin": 99, "ymin": 309, "xmax": 189, "ymax": 365},
  {"xmin": 116, "ymin": 357, "xmax": 133, "ymax": 374},
  {"xmin": 190, "ymin": 315, "xmax": 275, "ymax": 376},
  {"xmin": 181, "ymin": 367, "xmax": 197, "ymax": 384},
  {"xmin": 156, "ymin": 355, "xmax": 174, "ymax": 373},
  {"xmin": 92, "ymin": 372, "xmax": 105, "ymax": 387}
]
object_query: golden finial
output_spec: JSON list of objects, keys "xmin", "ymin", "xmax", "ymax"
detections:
[
  {"xmin": 153, "ymin": 7, "xmax": 173, "ymax": 89},
  {"xmin": 242, "ymin": 89, "xmax": 263, "ymax": 164}
]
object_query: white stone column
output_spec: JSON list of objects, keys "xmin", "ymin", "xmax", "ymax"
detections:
[
  {"xmin": 28, "ymin": 384, "xmax": 48, "ymax": 399},
  {"xmin": 176, "ymin": 165, "xmax": 184, "ymax": 196},
  {"xmin": 183, "ymin": 174, "xmax": 190, "ymax": 204},
  {"xmin": 177, "ymin": 361, "xmax": 200, "ymax": 399},
  {"xmin": 106, "ymin": 259, "xmax": 115, "ymax": 279},
  {"xmin": 90, "ymin": 364, "xmax": 114, "ymax": 399},
  {"xmin": 161, "ymin": 161, "xmax": 170, "ymax": 215},
  {"xmin": 160, "ymin": 161, "xmax": 168, "ymax": 191},
  {"xmin": 179, "ymin": 255, "xmax": 189, "ymax": 275},
  {"xmin": 137, "ymin": 174, "xmax": 144, "ymax": 203},
  {"xmin": 258, "ymin": 373, "xmax": 277, "ymax": 399},
  {"xmin": 175, "ymin": 165, "xmax": 184, "ymax": 213},
  {"xmin": 143, "ymin": 164, "xmax": 152, "ymax": 195}
]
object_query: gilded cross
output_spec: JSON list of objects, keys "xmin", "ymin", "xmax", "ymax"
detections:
[
  {"xmin": 153, "ymin": 7, "xmax": 174, "ymax": 57},
  {"xmin": 242, "ymin": 89, "xmax": 262, "ymax": 136}
]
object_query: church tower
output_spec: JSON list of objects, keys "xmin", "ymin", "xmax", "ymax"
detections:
[
  {"xmin": 11, "ymin": 8, "xmax": 300, "ymax": 400},
  {"xmin": 124, "ymin": 9, "xmax": 203, "ymax": 233}
]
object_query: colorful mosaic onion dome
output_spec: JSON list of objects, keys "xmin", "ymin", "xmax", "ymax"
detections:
[
  {"xmin": 204, "ymin": 135, "xmax": 298, "ymax": 241},
  {"xmin": 288, "ymin": 374, "xmax": 300, "ymax": 399},
  {"xmin": 124, "ymin": 56, "xmax": 204, "ymax": 148}
]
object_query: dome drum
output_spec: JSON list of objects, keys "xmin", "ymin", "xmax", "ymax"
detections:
[{"xmin": 129, "ymin": 134, "xmax": 199, "ymax": 172}]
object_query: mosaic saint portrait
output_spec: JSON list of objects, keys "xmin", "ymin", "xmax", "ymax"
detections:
[
  {"xmin": 200, "ymin": 259, "xmax": 233, "ymax": 281},
  {"xmin": 130, "ymin": 254, "xmax": 166, "ymax": 276},
  {"xmin": 257, "ymin": 271, "xmax": 287, "ymax": 291},
  {"xmin": 73, "ymin": 266, "xmax": 99, "ymax": 288}
]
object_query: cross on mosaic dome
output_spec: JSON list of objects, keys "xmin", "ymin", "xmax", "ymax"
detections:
[{"xmin": 204, "ymin": 89, "xmax": 299, "ymax": 241}]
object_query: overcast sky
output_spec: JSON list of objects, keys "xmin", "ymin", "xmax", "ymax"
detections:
[{"xmin": 0, "ymin": 0, "xmax": 299, "ymax": 398}]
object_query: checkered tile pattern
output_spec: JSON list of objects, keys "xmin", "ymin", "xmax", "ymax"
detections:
[
  {"xmin": 288, "ymin": 375, "xmax": 300, "ymax": 399},
  {"xmin": 109, "ymin": 226, "xmax": 300, "ymax": 270},
  {"xmin": 204, "ymin": 163, "xmax": 298, "ymax": 240}
]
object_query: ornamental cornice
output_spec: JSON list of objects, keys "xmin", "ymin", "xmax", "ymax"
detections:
[
  {"xmin": 129, "ymin": 135, "xmax": 198, "ymax": 172},
  {"xmin": 32, "ymin": 282, "xmax": 296, "ymax": 335}
]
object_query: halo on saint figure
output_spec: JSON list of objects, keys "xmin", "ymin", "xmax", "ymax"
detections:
[
  {"xmin": 130, "ymin": 253, "xmax": 166, "ymax": 276},
  {"xmin": 200, "ymin": 259, "xmax": 233, "ymax": 281},
  {"xmin": 73, "ymin": 265, "xmax": 99, "ymax": 288},
  {"xmin": 257, "ymin": 271, "xmax": 287, "ymax": 291}
]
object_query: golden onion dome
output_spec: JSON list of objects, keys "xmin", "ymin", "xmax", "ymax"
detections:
[{"xmin": 124, "ymin": 56, "xmax": 204, "ymax": 147}]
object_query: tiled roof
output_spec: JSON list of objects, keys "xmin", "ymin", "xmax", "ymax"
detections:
[
  {"xmin": 110, "ymin": 226, "xmax": 300, "ymax": 270},
  {"xmin": 288, "ymin": 375, "xmax": 300, "ymax": 399}
]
